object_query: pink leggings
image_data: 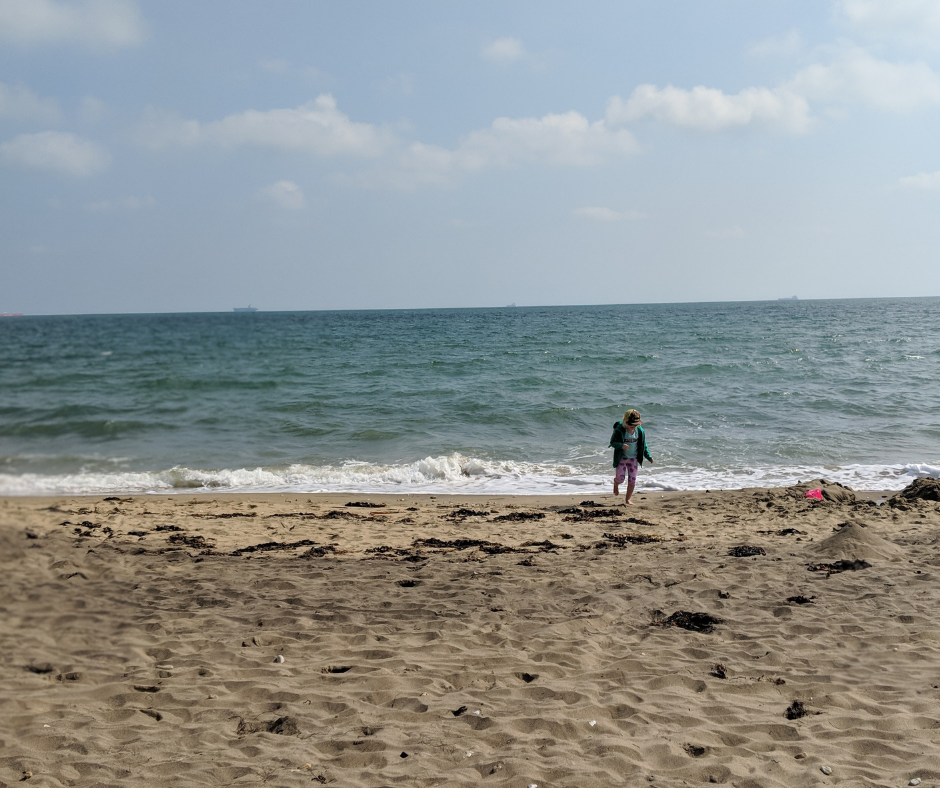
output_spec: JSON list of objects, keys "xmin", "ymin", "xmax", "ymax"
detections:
[{"xmin": 615, "ymin": 457, "xmax": 638, "ymax": 486}]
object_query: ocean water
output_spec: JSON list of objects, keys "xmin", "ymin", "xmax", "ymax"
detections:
[{"xmin": 1, "ymin": 298, "xmax": 939, "ymax": 496}]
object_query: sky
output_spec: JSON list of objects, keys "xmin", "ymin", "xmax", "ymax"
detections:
[{"xmin": 2, "ymin": 0, "xmax": 940, "ymax": 314}]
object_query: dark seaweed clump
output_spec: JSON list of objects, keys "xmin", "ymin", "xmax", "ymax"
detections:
[
  {"xmin": 728, "ymin": 545, "xmax": 765, "ymax": 557},
  {"xmin": 652, "ymin": 610, "xmax": 722, "ymax": 633}
]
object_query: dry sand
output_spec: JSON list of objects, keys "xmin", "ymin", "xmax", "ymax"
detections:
[{"xmin": 2, "ymin": 480, "xmax": 940, "ymax": 787}]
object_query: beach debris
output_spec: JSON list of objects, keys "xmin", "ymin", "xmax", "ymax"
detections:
[
  {"xmin": 517, "ymin": 557, "xmax": 536, "ymax": 566},
  {"xmin": 400, "ymin": 752, "xmax": 408, "ymax": 758},
  {"xmin": 268, "ymin": 716, "xmax": 299, "ymax": 735},
  {"xmin": 451, "ymin": 705, "xmax": 468, "ymax": 716},
  {"xmin": 301, "ymin": 544, "xmax": 342, "ymax": 558},
  {"xmin": 910, "ymin": 778, "xmax": 922, "ymax": 786},
  {"xmin": 602, "ymin": 532, "xmax": 663, "ymax": 546},
  {"xmin": 517, "ymin": 672, "xmax": 538, "ymax": 683},
  {"xmin": 237, "ymin": 715, "xmax": 299, "ymax": 736},
  {"xmin": 133, "ymin": 685, "xmax": 160, "ymax": 693},
  {"xmin": 786, "ymin": 595, "xmax": 815, "ymax": 604},
  {"xmin": 758, "ymin": 527, "xmax": 806, "ymax": 536},
  {"xmin": 728, "ymin": 545, "xmax": 765, "ymax": 557},
  {"xmin": 412, "ymin": 537, "xmax": 519, "ymax": 554},
  {"xmin": 683, "ymin": 743, "xmax": 706, "ymax": 757},
  {"xmin": 711, "ymin": 663, "xmax": 727, "ymax": 679},
  {"xmin": 807, "ymin": 559, "xmax": 871, "ymax": 575},
  {"xmin": 25, "ymin": 663, "xmax": 54, "ymax": 674},
  {"xmin": 651, "ymin": 610, "xmax": 722, "ymax": 633},
  {"xmin": 397, "ymin": 579, "xmax": 419, "ymax": 587},
  {"xmin": 273, "ymin": 655, "xmax": 285, "ymax": 663},
  {"xmin": 443, "ymin": 508, "xmax": 491, "ymax": 519},
  {"xmin": 139, "ymin": 709, "xmax": 162, "ymax": 721},
  {"xmin": 528, "ymin": 783, "xmax": 538, "ymax": 787},
  {"xmin": 492, "ymin": 511, "xmax": 545, "ymax": 522},
  {"xmin": 323, "ymin": 665, "xmax": 352, "ymax": 674},
  {"xmin": 166, "ymin": 533, "xmax": 213, "ymax": 549},
  {"xmin": 320, "ymin": 509, "xmax": 364, "ymax": 520},
  {"xmin": 589, "ymin": 720, "xmax": 597, "ymax": 726},
  {"xmin": 345, "ymin": 501, "xmax": 386, "ymax": 507},
  {"xmin": 784, "ymin": 700, "xmax": 811, "ymax": 719},
  {"xmin": 190, "ymin": 511, "xmax": 257, "ymax": 519},
  {"xmin": 820, "ymin": 765, "xmax": 832, "ymax": 775},
  {"xmin": 154, "ymin": 524, "xmax": 182, "ymax": 532},
  {"xmin": 56, "ymin": 672, "xmax": 82, "ymax": 682},
  {"xmin": 473, "ymin": 710, "xmax": 481, "ymax": 715},
  {"xmin": 805, "ymin": 489, "xmax": 824, "ymax": 500},
  {"xmin": 231, "ymin": 539, "xmax": 318, "ymax": 555},
  {"xmin": 563, "ymin": 508, "xmax": 632, "ymax": 521},
  {"xmin": 520, "ymin": 540, "xmax": 563, "ymax": 551}
]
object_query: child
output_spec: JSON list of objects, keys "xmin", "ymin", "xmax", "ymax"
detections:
[{"xmin": 609, "ymin": 409, "xmax": 654, "ymax": 505}]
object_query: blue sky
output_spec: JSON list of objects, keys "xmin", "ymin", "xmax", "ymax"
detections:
[{"xmin": 2, "ymin": 0, "xmax": 940, "ymax": 314}]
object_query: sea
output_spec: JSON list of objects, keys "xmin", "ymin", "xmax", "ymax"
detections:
[{"xmin": 1, "ymin": 298, "xmax": 939, "ymax": 497}]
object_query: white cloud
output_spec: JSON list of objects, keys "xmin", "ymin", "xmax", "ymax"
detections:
[
  {"xmin": 482, "ymin": 37, "xmax": 525, "ymax": 64},
  {"xmin": 380, "ymin": 110, "xmax": 639, "ymax": 189},
  {"xmin": 86, "ymin": 194, "xmax": 154, "ymax": 211},
  {"xmin": 748, "ymin": 29, "xmax": 804, "ymax": 57},
  {"xmin": 898, "ymin": 170, "xmax": 940, "ymax": 189},
  {"xmin": 0, "ymin": 0, "xmax": 145, "ymax": 48},
  {"xmin": 260, "ymin": 180, "xmax": 305, "ymax": 210},
  {"xmin": 574, "ymin": 206, "xmax": 646, "ymax": 221},
  {"xmin": 786, "ymin": 44, "xmax": 940, "ymax": 111},
  {"xmin": 136, "ymin": 95, "xmax": 392, "ymax": 157},
  {"xmin": 139, "ymin": 96, "xmax": 638, "ymax": 191},
  {"xmin": 606, "ymin": 84, "xmax": 811, "ymax": 133},
  {"xmin": 1, "ymin": 131, "xmax": 109, "ymax": 175},
  {"xmin": 0, "ymin": 80, "xmax": 60, "ymax": 122},
  {"xmin": 839, "ymin": 0, "xmax": 940, "ymax": 44},
  {"xmin": 706, "ymin": 225, "xmax": 746, "ymax": 239}
]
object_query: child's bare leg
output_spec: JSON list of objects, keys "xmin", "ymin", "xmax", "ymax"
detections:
[
  {"xmin": 613, "ymin": 477, "xmax": 619, "ymax": 497},
  {"xmin": 624, "ymin": 481, "xmax": 636, "ymax": 505}
]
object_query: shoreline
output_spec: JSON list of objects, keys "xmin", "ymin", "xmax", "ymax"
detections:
[{"xmin": 3, "ymin": 481, "xmax": 939, "ymax": 786}]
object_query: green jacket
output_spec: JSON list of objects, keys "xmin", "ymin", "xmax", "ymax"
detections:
[{"xmin": 609, "ymin": 422, "xmax": 653, "ymax": 468}]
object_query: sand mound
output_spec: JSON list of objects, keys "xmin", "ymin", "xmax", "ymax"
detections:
[
  {"xmin": 890, "ymin": 478, "xmax": 940, "ymax": 504},
  {"xmin": 789, "ymin": 479, "xmax": 856, "ymax": 503},
  {"xmin": 806, "ymin": 521, "xmax": 905, "ymax": 562}
]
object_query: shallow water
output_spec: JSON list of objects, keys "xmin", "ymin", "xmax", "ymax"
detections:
[{"xmin": 1, "ymin": 298, "xmax": 938, "ymax": 494}]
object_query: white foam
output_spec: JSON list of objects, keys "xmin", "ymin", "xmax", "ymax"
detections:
[{"xmin": 0, "ymin": 453, "xmax": 936, "ymax": 496}]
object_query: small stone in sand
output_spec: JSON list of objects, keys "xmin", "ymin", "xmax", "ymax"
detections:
[
  {"xmin": 820, "ymin": 765, "xmax": 832, "ymax": 775},
  {"xmin": 910, "ymin": 779, "xmax": 921, "ymax": 786},
  {"xmin": 274, "ymin": 655, "xmax": 285, "ymax": 663}
]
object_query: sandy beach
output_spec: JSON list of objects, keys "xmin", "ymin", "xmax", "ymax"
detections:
[{"xmin": 2, "ymin": 480, "xmax": 940, "ymax": 787}]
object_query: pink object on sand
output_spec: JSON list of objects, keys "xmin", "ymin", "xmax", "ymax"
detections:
[{"xmin": 805, "ymin": 489, "xmax": 823, "ymax": 500}]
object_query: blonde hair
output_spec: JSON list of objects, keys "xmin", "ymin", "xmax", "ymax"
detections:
[{"xmin": 623, "ymin": 409, "xmax": 641, "ymax": 425}]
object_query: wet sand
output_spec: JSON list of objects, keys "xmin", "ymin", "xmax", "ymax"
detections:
[{"xmin": 2, "ymin": 480, "xmax": 940, "ymax": 787}]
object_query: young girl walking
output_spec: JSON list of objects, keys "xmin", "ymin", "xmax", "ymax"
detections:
[{"xmin": 609, "ymin": 409, "xmax": 654, "ymax": 505}]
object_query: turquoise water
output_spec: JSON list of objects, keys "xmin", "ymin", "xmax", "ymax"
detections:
[{"xmin": 1, "ymin": 298, "xmax": 938, "ymax": 495}]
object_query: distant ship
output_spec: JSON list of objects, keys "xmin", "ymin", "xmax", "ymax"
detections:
[
  {"xmin": 1, "ymin": 313, "xmax": 24, "ymax": 317},
  {"xmin": 233, "ymin": 306, "xmax": 258, "ymax": 313}
]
